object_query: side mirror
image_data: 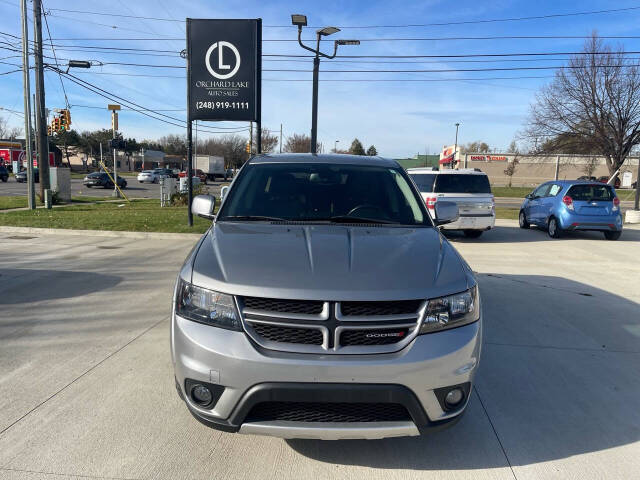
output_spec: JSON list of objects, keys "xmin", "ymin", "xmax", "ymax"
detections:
[
  {"xmin": 192, "ymin": 194, "xmax": 216, "ymax": 220},
  {"xmin": 525, "ymin": 193, "xmax": 532, "ymax": 200},
  {"xmin": 434, "ymin": 201, "xmax": 459, "ymax": 226},
  {"xmin": 220, "ymin": 185, "xmax": 230, "ymax": 201}
]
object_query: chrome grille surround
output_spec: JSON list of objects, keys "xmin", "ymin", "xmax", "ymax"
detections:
[{"xmin": 238, "ymin": 296, "xmax": 426, "ymax": 354}]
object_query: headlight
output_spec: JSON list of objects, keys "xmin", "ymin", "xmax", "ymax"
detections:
[
  {"xmin": 419, "ymin": 285, "xmax": 479, "ymax": 334},
  {"xmin": 175, "ymin": 278, "xmax": 241, "ymax": 331}
]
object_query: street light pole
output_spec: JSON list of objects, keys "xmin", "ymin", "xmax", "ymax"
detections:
[
  {"xmin": 454, "ymin": 122, "xmax": 460, "ymax": 169},
  {"xmin": 291, "ymin": 15, "xmax": 359, "ymax": 154},
  {"xmin": 334, "ymin": 140, "xmax": 339, "ymax": 153}
]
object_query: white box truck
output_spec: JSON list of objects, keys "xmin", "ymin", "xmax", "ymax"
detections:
[{"xmin": 195, "ymin": 155, "xmax": 227, "ymax": 181}]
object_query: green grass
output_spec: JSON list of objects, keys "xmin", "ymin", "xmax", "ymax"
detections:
[
  {"xmin": 495, "ymin": 207, "xmax": 519, "ymax": 220},
  {"xmin": 0, "ymin": 196, "xmax": 42, "ymax": 210},
  {"xmin": 0, "ymin": 199, "xmax": 211, "ymax": 233},
  {"xmin": 491, "ymin": 186, "xmax": 534, "ymax": 198}
]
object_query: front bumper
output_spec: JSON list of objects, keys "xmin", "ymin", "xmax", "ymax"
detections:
[{"xmin": 171, "ymin": 313, "xmax": 481, "ymax": 439}]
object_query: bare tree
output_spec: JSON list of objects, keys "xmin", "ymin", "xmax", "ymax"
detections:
[
  {"xmin": 581, "ymin": 157, "xmax": 599, "ymax": 177},
  {"xmin": 526, "ymin": 34, "xmax": 640, "ymax": 175},
  {"xmin": 460, "ymin": 141, "xmax": 490, "ymax": 154},
  {"xmin": 0, "ymin": 116, "xmax": 21, "ymax": 139},
  {"xmin": 252, "ymin": 129, "xmax": 278, "ymax": 153},
  {"xmin": 283, "ymin": 133, "xmax": 320, "ymax": 153},
  {"xmin": 503, "ymin": 150, "xmax": 520, "ymax": 187}
]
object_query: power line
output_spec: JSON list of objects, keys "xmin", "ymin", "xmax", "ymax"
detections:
[
  {"xmin": 48, "ymin": 67, "xmax": 250, "ymax": 133},
  {"xmin": 41, "ymin": 1, "xmax": 69, "ymax": 109},
  {"xmin": 34, "ymin": 35, "xmax": 640, "ymax": 42},
  {"xmin": 41, "ymin": 5, "xmax": 640, "ymax": 28}
]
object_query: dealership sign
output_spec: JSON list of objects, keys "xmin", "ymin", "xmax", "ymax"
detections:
[
  {"xmin": 186, "ymin": 19, "xmax": 261, "ymax": 122},
  {"xmin": 469, "ymin": 155, "xmax": 508, "ymax": 161}
]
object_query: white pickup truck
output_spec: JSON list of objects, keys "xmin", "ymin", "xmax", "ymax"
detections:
[{"xmin": 408, "ymin": 168, "xmax": 495, "ymax": 238}]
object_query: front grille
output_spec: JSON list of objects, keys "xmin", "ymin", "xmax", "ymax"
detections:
[
  {"xmin": 340, "ymin": 300, "xmax": 422, "ymax": 317},
  {"xmin": 248, "ymin": 322, "xmax": 323, "ymax": 345},
  {"xmin": 243, "ymin": 296, "xmax": 324, "ymax": 315},
  {"xmin": 245, "ymin": 401, "xmax": 411, "ymax": 423},
  {"xmin": 340, "ymin": 328, "xmax": 409, "ymax": 346}
]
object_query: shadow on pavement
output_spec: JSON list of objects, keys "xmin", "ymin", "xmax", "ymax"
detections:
[
  {"xmin": 286, "ymin": 274, "xmax": 640, "ymax": 471},
  {"xmin": 444, "ymin": 225, "xmax": 640, "ymax": 243},
  {"xmin": 0, "ymin": 268, "xmax": 122, "ymax": 304}
]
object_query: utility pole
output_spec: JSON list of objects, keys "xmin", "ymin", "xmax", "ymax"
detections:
[
  {"xmin": 32, "ymin": 0, "xmax": 51, "ymax": 204},
  {"xmin": 279, "ymin": 123, "xmax": 283, "ymax": 153},
  {"xmin": 20, "ymin": 0, "xmax": 35, "ymax": 209},
  {"xmin": 250, "ymin": 122, "xmax": 253, "ymax": 154},
  {"xmin": 454, "ymin": 122, "xmax": 460, "ymax": 169},
  {"xmin": 109, "ymin": 105, "xmax": 121, "ymax": 197}
]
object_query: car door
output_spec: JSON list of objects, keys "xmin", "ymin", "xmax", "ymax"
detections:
[
  {"xmin": 540, "ymin": 183, "xmax": 562, "ymax": 224},
  {"xmin": 526, "ymin": 184, "xmax": 547, "ymax": 225}
]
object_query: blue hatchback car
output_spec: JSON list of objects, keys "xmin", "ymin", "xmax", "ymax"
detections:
[{"xmin": 519, "ymin": 181, "xmax": 623, "ymax": 240}]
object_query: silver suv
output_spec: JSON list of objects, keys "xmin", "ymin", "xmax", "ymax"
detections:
[{"xmin": 172, "ymin": 154, "xmax": 482, "ymax": 440}]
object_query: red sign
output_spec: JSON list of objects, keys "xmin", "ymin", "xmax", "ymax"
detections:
[
  {"xmin": 469, "ymin": 155, "xmax": 507, "ymax": 161},
  {"xmin": 0, "ymin": 149, "xmax": 9, "ymax": 164}
]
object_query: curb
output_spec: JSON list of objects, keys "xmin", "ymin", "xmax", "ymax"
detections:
[{"xmin": 0, "ymin": 225, "xmax": 204, "ymax": 240}]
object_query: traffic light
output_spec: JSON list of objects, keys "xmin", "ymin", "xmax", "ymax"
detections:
[
  {"xmin": 62, "ymin": 109, "xmax": 71, "ymax": 126},
  {"xmin": 245, "ymin": 141, "xmax": 251, "ymax": 154},
  {"xmin": 52, "ymin": 117, "xmax": 60, "ymax": 133},
  {"xmin": 47, "ymin": 125, "xmax": 52, "ymax": 136},
  {"xmin": 59, "ymin": 113, "xmax": 67, "ymax": 131}
]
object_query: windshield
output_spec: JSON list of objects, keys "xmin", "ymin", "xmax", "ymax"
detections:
[
  {"xmin": 218, "ymin": 163, "xmax": 430, "ymax": 226},
  {"xmin": 409, "ymin": 173, "xmax": 436, "ymax": 192},
  {"xmin": 568, "ymin": 184, "xmax": 614, "ymax": 201},
  {"xmin": 434, "ymin": 174, "xmax": 491, "ymax": 194}
]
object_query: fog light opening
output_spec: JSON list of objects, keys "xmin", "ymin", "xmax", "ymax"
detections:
[
  {"xmin": 445, "ymin": 388, "xmax": 464, "ymax": 408},
  {"xmin": 191, "ymin": 384, "xmax": 213, "ymax": 406}
]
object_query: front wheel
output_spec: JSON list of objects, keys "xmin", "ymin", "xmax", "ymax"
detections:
[
  {"xmin": 463, "ymin": 230, "xmax": 483, "ymax": 238},
  {"xmin": 1, "ymin": 177, "xmax": 7, "ymax": 182},
  {"xmin": 548, "ymin": 217, "xmax": 562, "ymax": 238},
  {"xmin": 604, "ymin": 231, "xmax": 621, "ymax": 241},
  {"xmin": 519, "ymin": 210, "xmax": 530, "ymax": 229}
]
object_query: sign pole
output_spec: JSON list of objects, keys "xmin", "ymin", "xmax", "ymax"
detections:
[
  {"xmin": 20, "ymin": 0, "xmax": 35, "ymax": 209},
  {"xmin": 256, "ymin": 18, "xmax": 262, "ymax": 154},
  {"xmin": 186, "ymin": 18, "xmax": 193, "ymax": 227}
]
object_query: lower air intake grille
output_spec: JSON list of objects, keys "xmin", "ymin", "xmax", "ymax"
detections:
[
  {"xmin": 249, "ymin": 322, "xmax": 323, "ymax": 345},
  {"xmin": 245, "ymin": 402, "xmax": 411, "ymax": 423},
  {"xmin": 243, "ymin": 297, "xmax": 324, "ymax": 315},
  {"xmin": 340, "ymin": 300, "xmax": 422, "ymax": 316}
]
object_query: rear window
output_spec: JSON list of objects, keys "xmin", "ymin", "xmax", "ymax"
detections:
[
  {"xmin": 568, "ymin": 184, "xmax": 614, "ymax": 201},
  {"xmin": 409, "ymin": 173, "xmax": 436, "ymax": 192},
  {"xmin": 434, "ymin": 174, "xmax": 491, "ymax": 194}
]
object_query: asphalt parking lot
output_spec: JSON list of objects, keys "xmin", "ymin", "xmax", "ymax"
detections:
[
  {"xmin": 0, "ymin": 221, "xmax": 639, "ymax": 480},
  {"xmin": 0, "ymin": 177, "xmax": 226, "ymax": 199}
]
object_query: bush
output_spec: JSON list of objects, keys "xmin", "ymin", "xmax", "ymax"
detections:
[
  {"xmin": 37, "ymin": 190, "xmax": 62, "ymax": 206},
  {"xmin": 170, "ymin": 183, "xmax": 206, "ymax": 206}
]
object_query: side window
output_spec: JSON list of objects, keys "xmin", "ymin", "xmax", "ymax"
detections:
[
  {"xmin": 548, "ymin": 184, "xmax": 562, "ymax": 197},
  {"xmin": 532, "ymin": 184, "xmax": 550, "ymax": 198}
]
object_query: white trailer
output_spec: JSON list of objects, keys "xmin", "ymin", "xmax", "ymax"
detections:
[{"xmin": 195, "ymin": 155, "xmax": 226, "ymax": 180}]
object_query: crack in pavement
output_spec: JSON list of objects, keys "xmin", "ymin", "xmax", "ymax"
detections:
[
  {"xmin": 0, "ymin": 466, "xmax": 140, "ymax": 480},
  {"xmin": 473, "ymin": 386, "xmax": 518, "ymax": 480},
  {"xmin": 483, "ymin": 341, "xmax": 640, "ymax": 355}
]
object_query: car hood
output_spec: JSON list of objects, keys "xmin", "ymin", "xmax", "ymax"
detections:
[{"xmin": 190, "ymin": 223, "xmax": 472, "ymax": 301}]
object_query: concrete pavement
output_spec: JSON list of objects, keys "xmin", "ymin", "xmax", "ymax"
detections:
[{"xmin": 0, "ymin": 222, "xmax": 639, "ymax": 479}]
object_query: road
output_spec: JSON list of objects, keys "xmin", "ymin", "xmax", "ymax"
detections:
[
  {"xmin": 0, "ymin": 176, "xmax": 227, "ymax": 199},
  {"xmin": 0, "ymin": 222, "xmax": 639, "ymax": 480}
]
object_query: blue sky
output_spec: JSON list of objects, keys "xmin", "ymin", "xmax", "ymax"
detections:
[{"xmin": 1, "ymin": 0, "xmax": 640, "ymax": 157}]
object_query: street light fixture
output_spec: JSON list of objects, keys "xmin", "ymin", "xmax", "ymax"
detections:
[
  {"xmin": 334, "ymin": 140, "xmax": 339, "ymax": 152},
  {"xmin": 291, "ymin": 14, "xmax": 359, "ymax": 154}
]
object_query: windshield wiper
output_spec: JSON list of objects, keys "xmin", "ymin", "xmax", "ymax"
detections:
[
  {"xmin": 327, "ymin": 216, "xmax": 398, "ymax": 224},
  {"xmin": 221, "ymin": 215, "xmax": 287, "ymax": 222}
]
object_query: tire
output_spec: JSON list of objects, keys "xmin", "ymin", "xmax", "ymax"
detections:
[
  {"xmin": 604, "ymin": 231, "xmax": 621, "ymax": 241},
  {"xmin": 519, "ymin": 210, "xmax": 530, "ymax": 229},
  {"xmin": 463, "ymin": 230, "xmax": 483, "ymax": 238},
  {"xmin": 1, "ymin": 176, "xmax": 7, "ymax": 182},
  {"xmin": 86, "ymin": 185, "xmax": 92, "ymax": 188},
  {"xmin": 547, "ymin": 217, "xmax": 562, "ymax": 238}
]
